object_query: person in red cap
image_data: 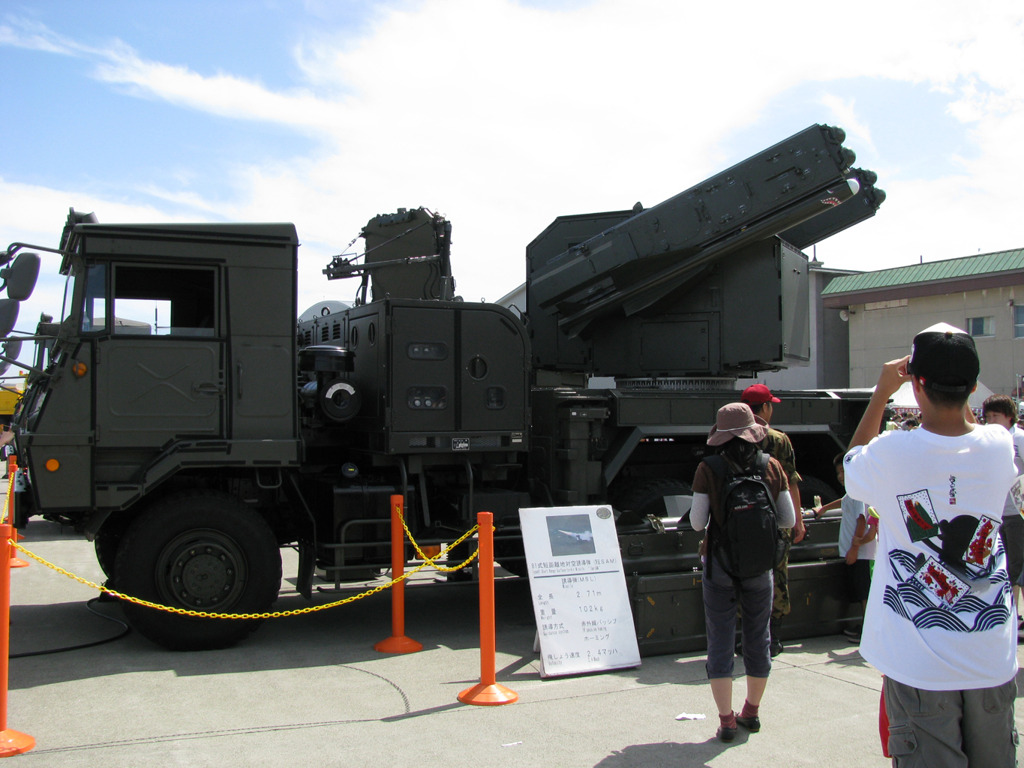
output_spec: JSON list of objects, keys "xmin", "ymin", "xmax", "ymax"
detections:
[{"xmin": 741, "ymin": 383, "xmax": 804, "ymax": 657}]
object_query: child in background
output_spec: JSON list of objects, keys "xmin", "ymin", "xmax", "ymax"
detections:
[
  {"xmin": 981, "ymin": 394, "xmax": 1024, "ymax": 639},
  {"xmin": 812, "ymin": 453, "xmax": 877, "ymax": 642}
]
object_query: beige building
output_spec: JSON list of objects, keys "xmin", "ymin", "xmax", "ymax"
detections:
[{"xmin": 822, "ymin": 248, "xmax": 1024, "ymax": 397}]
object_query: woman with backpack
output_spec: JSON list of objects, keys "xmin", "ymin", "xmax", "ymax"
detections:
[{"xmin": 689, "ymin": 402, "xmax": 796, "ymax": 742}]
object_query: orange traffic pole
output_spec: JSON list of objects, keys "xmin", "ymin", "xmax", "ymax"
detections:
[
  {"xmin": 0, "ymin": 523, "xmax": 33, "ymax": 756},
  {"xmin": 458, "ymin": 511, "xmax": 518, "ymax": 706},
  {"xmin": 374, "ymin": 495, "xmax": 422, "ymax": 654},
  {"xmin": 5, "ymin": 459, "xmax": 26, "ymax": 569}
]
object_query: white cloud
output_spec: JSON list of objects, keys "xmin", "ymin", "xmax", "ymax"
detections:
[
  {"xmin": 0, "ymin": 17, "xmax": 81, "ymax": 55},
  {"xmin": 818, "ymin": 95, "xmax": 876, "ymax": 156},
  {"xmin": 2, "ymin": 0, "xmax": 1024, "ymax": 313},
  {"xmin": 246, "ymin": 0, "xmax": 1024, "ymax": 295},
  {"xmin": 92, "ymin": 50, "xmax": 347, "ymax": 133}
]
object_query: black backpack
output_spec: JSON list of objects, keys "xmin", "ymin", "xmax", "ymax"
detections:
[{"xmin": 705, "ymin": 451, "xmax": 787, "ymax": 580}]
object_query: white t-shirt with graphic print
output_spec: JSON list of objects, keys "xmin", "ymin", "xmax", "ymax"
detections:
[{"xmin": 844, "ymin": 423, "xmax": 1017, "ymax": 691}]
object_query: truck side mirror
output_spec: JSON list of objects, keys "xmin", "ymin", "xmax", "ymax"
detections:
[
  {"xmin": 0, "ymin": 338, "xmax": 21, "ymax": 377},
  {"xmin": 2, "ymin": 338, "xmax": 23, "ymax": 363},
  {"xmin": 0, "ymin": 300, "xmax": 18, "ymax": 339},
  {"xmin": 1, "ymin": 252, "xmax": 41, "ymax": 301}
]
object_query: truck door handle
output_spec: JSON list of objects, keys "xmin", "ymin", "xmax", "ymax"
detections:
[{"xmin": 193, "ymin": 382, "xmax": 225, "ymax": 397}]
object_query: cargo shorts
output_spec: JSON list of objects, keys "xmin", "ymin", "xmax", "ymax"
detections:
[{"xmin": 883, "ymin": 675, "xmax": 1018, "ymax": 767}]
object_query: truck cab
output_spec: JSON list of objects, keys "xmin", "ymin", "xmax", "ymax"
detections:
[{"xmin": 17, "ymin": 214, "xmax": 301, "ymax": 525}]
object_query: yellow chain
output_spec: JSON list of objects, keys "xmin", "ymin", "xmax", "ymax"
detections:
[
  {"xmin": 7, "ymin": 509, "xmax": 485, "ymax": 620},
  {"xmin": 1, "ymin": 463, "xmax": 14, "ymax": 526},
  {"xmin": 399, "ymin": 510, "xmax": 482, "ymax": 572}
]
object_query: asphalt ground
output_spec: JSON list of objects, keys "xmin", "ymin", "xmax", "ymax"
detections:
[{"xmin": 5, "ymin": 519, "xmax": 1024, "ymax": 767}]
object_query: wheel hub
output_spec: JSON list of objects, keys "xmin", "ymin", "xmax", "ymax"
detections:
[{"xmin": 157, "ymin": 532, "xmax": 247, "ymax": 609}]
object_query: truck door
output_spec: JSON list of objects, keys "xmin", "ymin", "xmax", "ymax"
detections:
[{"xmin": 92, "ymin": 263, "xmax": 225, "ymax": 447}]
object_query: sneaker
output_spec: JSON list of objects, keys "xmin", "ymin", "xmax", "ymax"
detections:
[
  {"xmin": 716, "ymin": 724, "xmax": 737, "ymax": 742},
  {"xmin": 736, "ymin": 714, "xmax": 760, "ymax": 732},
  {"xmin": 769, "ymin": 638, "xmax": 783, "ymax": 657}
]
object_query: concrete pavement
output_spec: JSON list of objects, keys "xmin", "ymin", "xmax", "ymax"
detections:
[{"xmin": 5, "ymin": 519, "xmax": 1023, "ymax": 767}]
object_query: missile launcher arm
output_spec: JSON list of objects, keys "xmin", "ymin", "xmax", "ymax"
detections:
[{"xmin": 526, "ymin": 124, "xmax": 882, "ymax": 378}]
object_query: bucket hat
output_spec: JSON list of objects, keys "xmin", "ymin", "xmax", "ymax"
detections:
[{"xmin": 707, "ymin": 402, "xmax": 769, "ymax": 446}]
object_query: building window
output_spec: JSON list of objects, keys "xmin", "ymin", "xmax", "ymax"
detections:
[
  {"xmin": 966, "ymin": 316, "xmax": 993, "ymax": 337},
  {"xmin": 1016, "ymin": 305, "xmax": 1024, "ymax": 339}
]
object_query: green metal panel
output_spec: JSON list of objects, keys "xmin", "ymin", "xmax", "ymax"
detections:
[
  {"xmin": 823, "ymin": 247, "xmax": 1024, "ymax": 296},
  {"xmin": 96, "ymin": 338, "xmax": 224, "ymax": 446}
]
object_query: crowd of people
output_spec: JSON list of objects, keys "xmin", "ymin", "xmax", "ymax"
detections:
[
  {"xmin": 887, "ymin": 405, "xmax": 1024, "ymax": 434},
  {"xmin": 691, "ymin": 323, "xmax": 1021, "ymax": 766}
]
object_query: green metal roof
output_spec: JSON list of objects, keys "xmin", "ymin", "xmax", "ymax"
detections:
[{"xmin": 822, "ymin": 247, "xmax": 1024, "ymax": 296}]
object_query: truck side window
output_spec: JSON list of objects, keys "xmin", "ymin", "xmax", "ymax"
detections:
[
  {"xmin": 111, "ymin": 265, "xmax": 217, "ymax": 336},
  {"xmin": 80, "ymin": 263, "xmax": 107, "ymax": 333}
]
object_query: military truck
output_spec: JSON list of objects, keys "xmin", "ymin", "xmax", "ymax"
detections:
[{"xmin": 0, "ymin": 124, "xmax": 883, "ymax": 651}]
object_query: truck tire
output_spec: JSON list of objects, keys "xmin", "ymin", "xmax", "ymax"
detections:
[
  {"xmin": 612, "ymin": 479, "xmax": 692, "ymax": 527},
  {"xmin": 798, "ymin": 475, "xmax": 840, "ymax": 507},
  {"xmin": 94, "ymin": 510, "xmax": 134, "ymax": 586},
  {"xmin": 493, "ymin": 531, "xmax": 527, "ymax": 577},
  {"xmin": 114, "ymin": 491, "xmax": 282, "ymax": 651},
  {"xmin": 94, "ymin": 531, "xmax": 119, "ymax": 584}
]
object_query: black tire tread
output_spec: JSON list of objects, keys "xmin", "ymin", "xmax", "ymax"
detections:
[{"xmin": 114, "ymin": 490, "xmax": 282, "ymax": 651}]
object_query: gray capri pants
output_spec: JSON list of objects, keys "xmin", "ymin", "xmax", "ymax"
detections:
[{"xmin": 702, "ymin": 554, "xmax": 773, "ymax": 679}]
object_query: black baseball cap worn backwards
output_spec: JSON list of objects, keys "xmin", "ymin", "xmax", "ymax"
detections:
[{"xmin": 907, "ymin": 322, "xmax": 980, "ymax": 394}]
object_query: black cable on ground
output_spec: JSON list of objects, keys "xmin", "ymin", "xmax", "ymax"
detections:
[{"xmin": 9, "ymin": 596, "xmax": 131, "ymax": 658}]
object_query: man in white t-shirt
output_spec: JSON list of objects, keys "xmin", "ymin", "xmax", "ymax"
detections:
[{"xmin": 843, "ymin": 323, "xmax": 1018, "ymax": 766}]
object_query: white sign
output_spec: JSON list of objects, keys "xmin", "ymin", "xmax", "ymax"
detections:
[{"xmin": 519, "ymin": 504, "xmax": 640, "ymax": 678}]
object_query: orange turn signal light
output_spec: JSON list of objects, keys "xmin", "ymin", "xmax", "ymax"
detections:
[
  {"xmin": 45, "ymin": 459, "xmax": 60, "ymax": 472},
  {"xmin": 72, "ymin": 362, "xmax": 88, "ymax": 377}
]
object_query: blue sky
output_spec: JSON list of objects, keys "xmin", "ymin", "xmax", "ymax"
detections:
[{"xmin": 2, "ymin": 0, "xmax": 1023, "ymax": 343}]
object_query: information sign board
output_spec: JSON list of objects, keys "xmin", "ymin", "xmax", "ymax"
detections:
[{"xmin": 519, "ymin": 504, "xmax": 641, "ymax": 678}]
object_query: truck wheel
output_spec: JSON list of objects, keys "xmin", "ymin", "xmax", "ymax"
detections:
[
  {"xmin": 493, "ymin": 532, "xmax": 528, "ymax": 577},
  {"xmin": 94, "ymin": 511, "xmax": 133, "ymax": 586},
  {"xmin": 798, "ymin": 475, "xmax": 840, "ymax": 507},
  {"xmin": 94, "ymin": 531, "xmax": 120, "ymax": 583},
  {"xmin": 612, "ymin": 479, "xmax": 692, "ymax": 527},
  {"xmin": 114, "ymin": 491, "xmax": 282, "ymax": 651}
]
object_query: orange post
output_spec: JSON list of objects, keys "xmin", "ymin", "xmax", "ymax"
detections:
[
  {"xmin": 5, "ymin": 460, "xmax": 26, "ymax": 569},
  {"xmin": 374, "ymin": 495, "xmax": 422, "ymax": 654},
  {"xmin": 458, "ymin": 511, "xmax": 518, "ymax": 706},
  {"xmin": 0, "ymin": 523, "xmax": 33, "ymax": 756}
]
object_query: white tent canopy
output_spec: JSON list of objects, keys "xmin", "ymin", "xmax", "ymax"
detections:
[{"xmin": 887, "ymin": 380, "xmax": 995, "ymax": 410}]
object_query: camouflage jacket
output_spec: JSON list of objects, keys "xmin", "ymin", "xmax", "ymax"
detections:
[{"xmin": 761, "ymin": 427, "xmax": 801, "ymax": 485}]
